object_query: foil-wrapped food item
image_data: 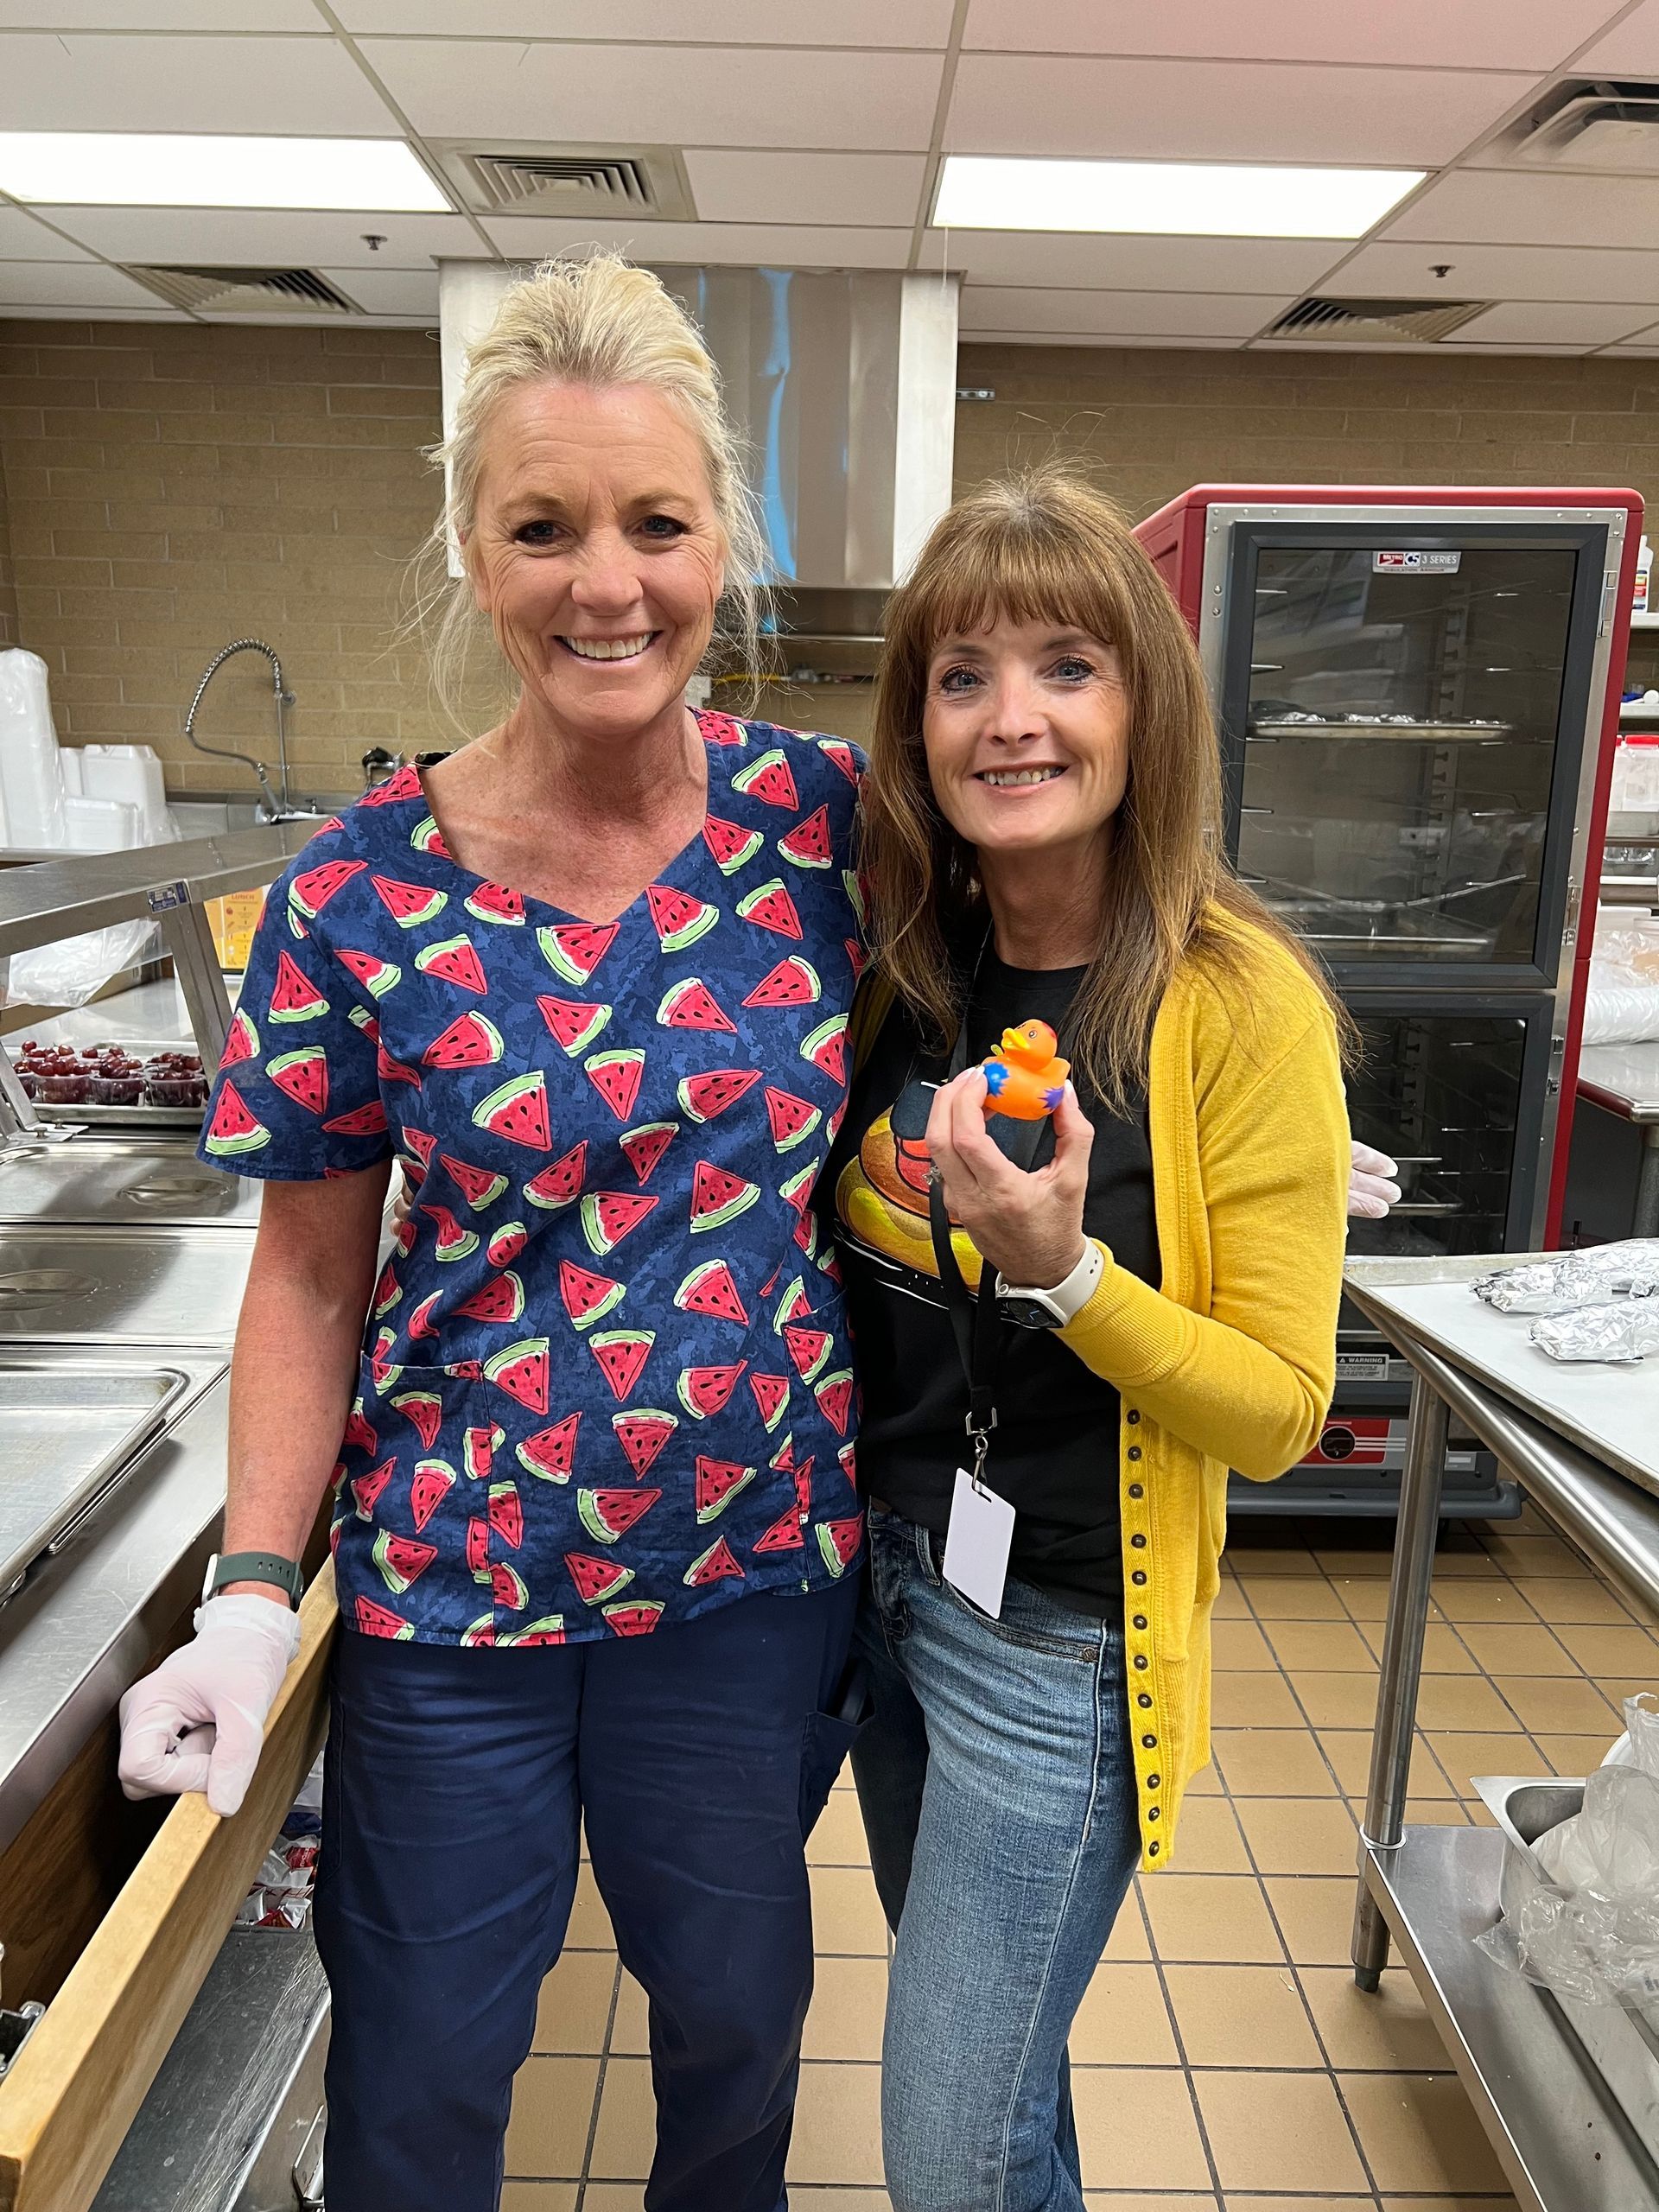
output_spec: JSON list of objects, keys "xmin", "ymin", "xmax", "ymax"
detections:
[
  {"xmin": 1475, "ymin": 1241, "xmax": 1659, "ymax": 1315},
  {"xmin": 1530, "ymin": 1301, "xmax": 1659, "ymax": 1364}
]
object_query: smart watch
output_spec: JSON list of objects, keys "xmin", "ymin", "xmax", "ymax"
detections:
[
  {"xmin": 201, "ymin": 1550, "xmax": 306, "ymax": 1610},
  {"xmin": 995, "ymin": 1243, "xmax": 1104, "ymax": 1331}
]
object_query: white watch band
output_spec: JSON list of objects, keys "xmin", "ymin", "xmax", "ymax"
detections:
[{"xmin": 995, "ymin": 1241, "xmax": 1104, "ymax": 1325}]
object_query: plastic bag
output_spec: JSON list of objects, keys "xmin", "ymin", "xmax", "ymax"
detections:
[
  {"xmin": 1530, "ymin": 1301, "xmax": 1659, "ymax": 1364},
  {"xmin": 1478, "ymin": 1695, "xmax": 1659, "ymax": 2006},
  {"xmin": 1474, "ymin": 1241, "xmax": 1659, "ymax": 1315}
]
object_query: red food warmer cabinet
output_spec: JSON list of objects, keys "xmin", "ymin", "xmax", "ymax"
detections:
[{"xmin": 1135, "ymin": 484, "xmax": 1642, "ymax": 1517}]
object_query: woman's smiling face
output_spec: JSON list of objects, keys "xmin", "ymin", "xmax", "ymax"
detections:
[
  {"xmin": 465, "ymin": 379, "xmax": 727, "ymax": 740},
  {"xmin": 921, "ymin": 613, "xmax": 1131, "ymax": 864}
]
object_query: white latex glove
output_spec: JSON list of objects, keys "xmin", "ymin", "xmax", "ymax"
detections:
[
  {"xmin": 1348, "ymin": 1140, "xmax": 1402, "ymax": 1221},
  {"xmin": 118, "ymin": 1593, "xmax": 302, "ymax": 1819}
]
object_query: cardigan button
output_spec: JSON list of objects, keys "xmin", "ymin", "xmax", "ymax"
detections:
[
  {"xmin": 1136, "ymin": 1692, "xmax": 1153, "ymax": 1708},
  {"xmin": 1147, "ymin": 1774, "xmax": 1160, "ymax": 1788},
  {"xmin": 1128, "ymin": 1483, "xmax": 1144, "ymax": 1499},
  {"xmin": 1141, "ymin": 1733, "xmax": 1156, "ymax": 1749},
  {"xmin": 1131, "ymin": 1570, "xmax": 1147, "ymax": 1586},
  {"xmin": 1133, "ymin": 1654, "xmax": 1148, "ymax": 1670},
  {"xmin": 1147, "ymin": 1806, "xmax": 1160, "ymax": 1821},
  {"xmin": 1147, "ymin": 1840, "xmax": 1160, "ymax": 1856},
  {"xmin": 1132, "ymin": 1614, "xmax": 1147, "ymax": 1630},
  {"xmin": 1127, "ymin": 1409, "xmax": 1141, "ymax": 1424},
  {"xmin": 1130, "ymin": 1534, "xmax": 1147, "ymax": 1549},
  {"xmin": 1127, "ymin": 1446, "xmax": 1141, "ymax": 1462}
]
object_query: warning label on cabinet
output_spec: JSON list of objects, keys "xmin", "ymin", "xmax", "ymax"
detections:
[{"xmin": 1372, "ymin": 549, "xmax": 1462, "ymax": 573}]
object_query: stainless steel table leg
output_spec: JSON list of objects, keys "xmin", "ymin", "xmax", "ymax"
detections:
[
  {"xmin": 1636, "ymin": 1128, "xmax": 1659, "ymax": 1242},
  {"xmin": 1352, "ymin": 1371, "xmax": 1450, "ymax": 1991}
]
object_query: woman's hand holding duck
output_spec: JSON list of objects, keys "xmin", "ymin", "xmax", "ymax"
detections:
[{"xmin": 925, "ymin": 1065, "xmax": 1096, "ymax": 1291}]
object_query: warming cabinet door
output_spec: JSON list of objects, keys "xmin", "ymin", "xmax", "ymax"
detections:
[{"xmin": 1212, "ymin": 520, "xmax": 1612, "ymax": 989}]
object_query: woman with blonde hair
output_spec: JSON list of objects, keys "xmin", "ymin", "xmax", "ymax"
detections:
[
  {"xmin": 117, "ymin": 255, "xmax": 868, "ymax": 2211},
  {"xmin": 830, "ymin": 466, "xmax": 1354, "ymax": 2211}
]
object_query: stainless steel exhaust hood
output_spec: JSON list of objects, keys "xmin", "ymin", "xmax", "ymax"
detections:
[{"xmin": 438, "ymin": 261, "xmax": 959, "ymax": 619}]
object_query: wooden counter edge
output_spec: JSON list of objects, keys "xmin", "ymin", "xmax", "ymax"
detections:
[{"xmin": 0, "ymin": 1562, "xmax": 338, "ymax": 2212}]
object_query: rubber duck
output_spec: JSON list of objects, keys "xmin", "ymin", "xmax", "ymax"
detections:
[{"xmin": 979, "ymin": 1020, "xmax": 1071, "ymax": 1122}]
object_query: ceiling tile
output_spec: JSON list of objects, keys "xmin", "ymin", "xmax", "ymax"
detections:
[
  {"xmin": 1384, "ymin": 168, "xmax": 1659, "ymax": 250},
  {"xmin": 963, "ymin": 0, "xmax": 1610, "ymax": 70},
  {"xmin": 0, "ymin": 205, "xmax": 93, "ymax": 258},
  {"xmin": 1329, "ymin": 237, "xmax": 1659, "ymax": 302},
  {"xmin": 684, "ymin": 150, "xmax": 928, "ymax": 227},
  {"xmin": 1441, "ymin": 300, "xmax": 1656, "ymax": 345},
  {"xmin": 0, "ymin": 31, "xmax": 400, "ymax": 132},
  {"xmin": 480, "ymin": 216, "xmax": 912, "ymax": 270},
  {"xmin": 321, "ymin": 264, "xmax": 437, "ymax": 313},
  {"xmin": 0, "ymin": 3, "xmax": 321, "ymax": 21},
  {"xmin": 0, "ymin": 258, "xmax": 165, "ymax": 305},
  {"xmin": 944, "ymin": 54, "xmax": 1531, "ymax": 165},
  {"xmin": 342, "ymin": 0, "xmax": 953, "ymax": 41},
  {"xmin": 32, "ymin": 207, "xmax": 474, "ymax": 266},
  {"xmin": 367, "ymin": 39, "xmax": 942, "ymax": 150},
  {"xmin": 1575, "ymin": 0, "xmax": 1659, "ymax": 73},
  {"xmin": 919, "ymin": 226, "xmax": 1341, "ymax": 292},
  {"xmin": 959, "ymin": 284, "xmax": 1290, "ymax": 336}
]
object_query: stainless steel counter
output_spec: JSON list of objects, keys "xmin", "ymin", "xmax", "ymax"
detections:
[
  {"xmin": 0, "ymin": 1344, "xmax": 227, "ymax": 1857},
  {"xmin": 1343, "ymin": 1251, "xmax": 1659, "ymax": 2212}
]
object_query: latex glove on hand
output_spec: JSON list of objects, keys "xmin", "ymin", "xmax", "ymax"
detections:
[
  {"xmin": 1348, "ymin": 1141, "xmax": 1402, "ymax": 1221},
  {"xmin": 118, "ymin": 1593, "xmax": 301, "ymax": 1819}
]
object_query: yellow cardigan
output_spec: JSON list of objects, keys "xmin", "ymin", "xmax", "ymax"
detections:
[{"xmin": 848, "ymin": 910, "xmax": 1351, "ymax": 1868}]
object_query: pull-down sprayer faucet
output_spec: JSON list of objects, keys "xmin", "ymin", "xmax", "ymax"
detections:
[{"xmin": 182, "ymin": 638, "xmax": 317, "ymax": 822}]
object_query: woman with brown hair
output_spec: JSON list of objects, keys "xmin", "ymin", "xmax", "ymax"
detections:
[{"xmin": 830, "ymin": 466, "xmax": 1355, "ymax": 2212}]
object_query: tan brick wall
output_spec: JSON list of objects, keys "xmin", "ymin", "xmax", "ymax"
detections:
[
  {"xmin": 952, "ymin": 341, "xmax": 1659, "ymax": 523},
  {"xmin": 0, "ymin": 316, "xmax": 503, "ymax": 801},
  {"xmin": 1, "ymin": 326, "xmax": 1653, "ymax": 792}
]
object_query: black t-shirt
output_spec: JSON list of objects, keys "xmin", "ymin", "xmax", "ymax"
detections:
[{"xmin": 830, "ymin": 949, "xmax": 1159, "ymax": 1616}]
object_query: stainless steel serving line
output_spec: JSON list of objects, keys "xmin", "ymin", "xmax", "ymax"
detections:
[
  {"xmin": 0, "ymin": 1344, "xmax": 227, "ymax": 1858},
  {"xmin": 0, "ymin": 823, "xmax": 308, "ymax": 1072},
  {"xmin": 0, "ymin": 1140, "xmax": 262, "ymax": 1230},
  {"xmin": 1342, "ymin": 1252, "xmax": 1659, "ymax": 2212},
  {"xmin": 0, "ymin": 1224, "xmax": 256, "ymax": 1348}
]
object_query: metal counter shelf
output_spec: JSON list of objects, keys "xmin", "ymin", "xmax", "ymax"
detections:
[{"xmin": 1344, "ymin": 1253, "xmax": 1659, "ymax": 2212}]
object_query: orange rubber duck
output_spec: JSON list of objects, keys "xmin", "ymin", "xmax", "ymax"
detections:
[{"xmin": 979, "ymin": 1020, "xmax": 1071, "ymax": 1122}]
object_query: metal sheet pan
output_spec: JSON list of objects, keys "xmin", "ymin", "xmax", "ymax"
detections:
[
  {"xmin": 0, "ymin": 1357, "xmax": 188, "ymax": 1599},
  {"xmin": 0, "ymin": 1143, "xmax": 261, "ymax": 1230},
  {"xmin": 0, "ymin": 1226, "xmax": 255, "ymax": 1348},
  {"xmin": 31, "ymin": 1102, "xmax": 203, "ymax": 1131},
  {"xmin": 1249, "ymin": 716, "xmax": 1516, "ymax": 743}
]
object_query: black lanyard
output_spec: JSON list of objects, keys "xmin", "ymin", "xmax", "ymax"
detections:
[{"xmin": 925, "ymin": 944, "xmax": 1082, "ymax": 1484}]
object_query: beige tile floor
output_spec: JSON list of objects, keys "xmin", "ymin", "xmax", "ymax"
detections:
[{"xmin": 505, "ymin": 1504, "xmax": 1657, "ymax": 2209}]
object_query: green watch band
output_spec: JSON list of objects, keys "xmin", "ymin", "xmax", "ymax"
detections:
[{"xmin": 204, "ymin": 1549, "xmax": 305, "ymax": 1610}]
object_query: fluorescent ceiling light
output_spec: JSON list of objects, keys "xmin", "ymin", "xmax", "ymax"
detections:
[
  {"xmin": 933, "ymin": 156, "xmax": 1423, "ymax": 239},
  {"xmin": 0, "ymin": 132, "xmax": 450, "ymax": 212}
]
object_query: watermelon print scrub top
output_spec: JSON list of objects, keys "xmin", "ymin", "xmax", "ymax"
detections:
[{"xmin": 198, "ymin": 710, "xmax": 867, "ymax": 1649}]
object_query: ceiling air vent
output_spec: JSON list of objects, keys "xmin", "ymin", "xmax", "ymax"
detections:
[
  {"xmin": 126, "ymin": 266, "xmax": 359, "ymax": 315},
  {"xmin": 1265, "ymin": 296, "xmax": 1491, "ymax": 344},
  {"xmin": 434, "ymin": 143, "xmax": 696, "ymax": 221},
  {"xmin": 1511, "ymin": 80, "xmax": 1659, "ymax": 172}
]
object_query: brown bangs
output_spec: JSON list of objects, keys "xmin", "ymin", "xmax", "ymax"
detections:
[{"xmin": 859, "ymin": 464, "xmax": 1350, "ymax": 1109}]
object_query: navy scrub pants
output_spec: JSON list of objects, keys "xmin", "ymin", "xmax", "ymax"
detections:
[{"xmin": 314, "ymin": 1576, "xmax": 863, "ymax": 2212}]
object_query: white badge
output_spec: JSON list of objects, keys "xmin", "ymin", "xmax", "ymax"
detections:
[{"xmin": 943, "ymin": 1466, "xmax": 1016, "ymax": 1620}]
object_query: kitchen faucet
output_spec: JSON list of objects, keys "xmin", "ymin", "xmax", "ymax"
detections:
[{"xmin": 182, "ymin": 638, "xmax": 320, "ymax": 822}]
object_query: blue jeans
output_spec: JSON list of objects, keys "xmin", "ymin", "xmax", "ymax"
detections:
[
  {"xmin": 850, "ymin": 1507, "xmax": 1141, "ymax": 2212},
  {"xmin": 314, "ymin": 1577, "xmax": 863, "ymax": 2212}
]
